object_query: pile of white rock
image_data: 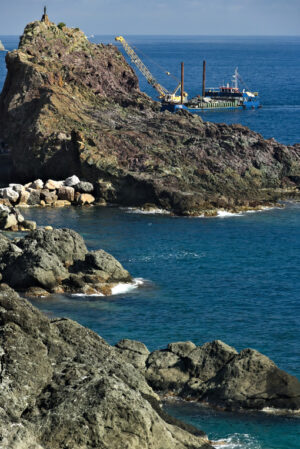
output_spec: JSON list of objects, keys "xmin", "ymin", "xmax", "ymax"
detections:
[
  {"xmin": 0, "ymin": 175, "xmax": 96, "ymax": 208},
  {"xmin": 0, "ymin": 204, "xmax": 36, "ymax": 231}
]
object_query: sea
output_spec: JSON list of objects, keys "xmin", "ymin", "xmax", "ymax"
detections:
[{"xmin": 0, "ymin": 35, "xmax": 300, "ymax": 449}]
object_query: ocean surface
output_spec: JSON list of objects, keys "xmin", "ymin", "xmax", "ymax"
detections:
[{"xmin": 1, "ymin": 35, "xmax": 300, "ymax": 449}]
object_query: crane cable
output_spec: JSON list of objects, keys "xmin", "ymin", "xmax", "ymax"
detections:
[{"xmin": 125, "ymin": 39, "xmax": 180, "ymax": 83}]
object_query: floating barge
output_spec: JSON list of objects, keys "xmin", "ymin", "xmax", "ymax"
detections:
[
  {"xmin": 162, "ymin": 66, "xmax": 261, "ymax": 113},
  {"xmin": 115, "ymin": 37, "xmax": 261, "ymax": 113}
]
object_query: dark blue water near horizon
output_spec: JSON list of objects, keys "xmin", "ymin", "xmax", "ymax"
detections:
[
  {"xmin": 1, "ymin": 35, "xmax": 300, "ymax": 145},
  {"xmin": 1, "ymin": 35, "xmax": 300, "ymax": 449}
]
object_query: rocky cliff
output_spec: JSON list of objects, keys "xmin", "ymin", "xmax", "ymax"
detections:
[
  {"xmin": 116, "ymin": 339, "xmax": 300, "ymax": 412},
  {"xmin": 0, "ymin": 284, "xmax": 212, "ymax": 449},
  {"xmin": 0, "ymin": 17, "xmax": 300, "ymax": 214}
]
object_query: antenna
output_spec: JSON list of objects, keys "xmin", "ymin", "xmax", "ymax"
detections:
[{"xmin": 232, "ymin": 67, "xmax": 239, "ymax": 89}]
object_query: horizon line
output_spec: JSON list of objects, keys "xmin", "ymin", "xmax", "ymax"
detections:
[{"xmin": 1, "ymin": 33, "xmax": 300, "ymax": 38}]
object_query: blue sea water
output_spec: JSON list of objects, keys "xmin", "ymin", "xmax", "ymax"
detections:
[{"xmin": 1, "ymin": 35, "xmax": 300, "ymax": 448}]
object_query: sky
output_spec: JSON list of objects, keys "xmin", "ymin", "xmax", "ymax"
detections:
[{"xmin": 0, "ymin": 0, "xmax": 299, "ymax": 35}]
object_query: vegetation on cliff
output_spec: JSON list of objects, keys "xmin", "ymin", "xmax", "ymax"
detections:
[{"xmin": 0, "ymin": 16, "xmax": 300, "ymax": 214}]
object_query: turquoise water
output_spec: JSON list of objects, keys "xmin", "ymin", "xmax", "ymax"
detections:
[
  {"xmin": 21, "ymin": 204, "xmax": 300, "ymax": 449},
  {"xmin": 1, "ymin": 35, "xmax": 300, "ymax": 448}
]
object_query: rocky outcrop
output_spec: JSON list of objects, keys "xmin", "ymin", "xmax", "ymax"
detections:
[
  {"xmin": 116, "ymin": 339, "xmax": 300, "ymax": 412},
  {"xmin": 0, "ymin": 284, "xmax": 212, "ymax": 449},
  {"xmin": 0, "ymin": 17, "xmax": 299, "ymax": 215},
  {"xmin": 1, "ymin": 228, "xmax": 132, "ymax": 296}
]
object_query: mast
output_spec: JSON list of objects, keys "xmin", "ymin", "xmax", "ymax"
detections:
[{"xmin": 232, "ymin": 67, "xmax": 239, "ymax": 89}]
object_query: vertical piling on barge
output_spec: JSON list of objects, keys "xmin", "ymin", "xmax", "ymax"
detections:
[
  {"xmin": 181, "ymin": 62, "xmax": 184, "ymax": 104},
  {"xmin": 202, "ymin": 60, "xmax": 206, "ymax": 98}
]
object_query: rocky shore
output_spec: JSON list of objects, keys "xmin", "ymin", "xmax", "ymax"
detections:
[
  {"xmin": 0, "ymin": 285, "xmax": 213, "ymax": 449},
  {"xmin": 116, "ymin": 339, "xmax": 300, "ymax": 412},
  {"xmin": 0, "ymin": 15, "xmax": 299, "ymax": 215},
  {"xmin": 0, "ymin": 286, "xmax": 299, "ymax": 449},
  {"xmin": 0, "ymin": 227, "xmax": 132, "ymax": 296},
  {"xmin": 0, "ymin": 175, "xmax": 97, "ymax": 210}
]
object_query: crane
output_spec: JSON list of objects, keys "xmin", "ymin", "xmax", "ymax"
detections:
[{"xmin": 115, "ymin": 36, "xmax": 187, "ymax": 104}]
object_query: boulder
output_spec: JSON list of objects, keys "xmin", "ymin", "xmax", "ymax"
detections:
[
  {"xmin": 168, "ymin": 341, "xmax": 197, "ymax": 358},
  {"xmin": 22, "ymin": 219, "xmax": 37, "ymax": 231},
  {"xmin": 77, "ymin": 193, "xmax": 95, "ymax": 205},
  {"xmin": 75, "ymin": 181, "xmax": 94, "ymax": 193},
  {"xmin": 146, "ymin": 350, "xmax": 190, "ymax": 392},
  {"xmin": 197, "ymin": 348, "xmax": 300, "ymax": 411},
  {"xmin": 45, "ymin": 179, "xmax": 64, "ymax": 190},
  {"xmin": 40, "ymin": 189, "xmax": 58, "ymax": 204},
  {"xmin": 26, "ymin": 189, "xmax": 41, "ymax": 205},
  {"xmin": 30, "ymin": 179, "xmax": 44, "ymax": 189},
  {"xmin": 80, "ymin": 249, "xmax": 132, "ymax": 282},
  {"xmin": 53, "ymin": 199, "xmax": 71, "ymax": 207},
  {"xmin": 9, "ymin": 183, "xmax": 24, "ymax": 193},
  {"xmin": 3, "ymin": 246, "xmax": 69, "ymax": 289},
  {"xmin": 57, "ymin": 186, "xmax": 75, "ymax": 202},
  {"xmin": 17, "ymin": 228, "xmax": 88, "ymax": 265},
  {"xmin": 0, "ymin": 284, "xmax": 211, "ymax": 449},
  {"xmin": 2, "ymin": 187, "xmax": 19, "ymax": 203},
  {"xmin": 64, "ymin": 175, "xmax": 80, "ymax": 187},
  {"xmin": 116, "ymin": 339, "xmax": 150, "ymax": 370},
  {"xmin": 185, "ymin": 340, "xmax": 238, "ymax": 380},
  {"xmin": 18, "ymin": 190, "xmax": 30, "ymax": 205}
]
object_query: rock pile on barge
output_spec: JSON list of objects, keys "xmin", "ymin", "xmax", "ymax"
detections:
[{"xmin": 0, "ymin": 15, "xmax": 299, "ymax": 215}]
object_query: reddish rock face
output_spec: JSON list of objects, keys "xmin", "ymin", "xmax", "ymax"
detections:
[{"xmin": 0, "ymin": 18, "xmax": 299, "ymax": 214}]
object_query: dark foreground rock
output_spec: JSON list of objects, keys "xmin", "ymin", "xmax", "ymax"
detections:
[
  {"xmin": 0, "ymin": 284, "xmax": 212, "ymax": 449},
  {"xmin": 0, "ymin": 228, "xmax": 132, "ymax": 296},
  {"xmin": 0, "ymin": 16, "xmax": 299, "ymax": 215},
  {"xmin": 116, "ymin": 339, "xmax": 300, "ymax": 412}
]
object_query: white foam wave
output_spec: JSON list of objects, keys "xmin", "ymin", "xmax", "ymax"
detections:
[
  {"xmin": 217, "ymin": 210, "xmax": 243, "ymax": 218},
  {"xmin": 72, "ymin": 292, "xmax": 105, "ymax": 297},
  {"xmin": 123, "ymin": 207, "xmax": 170, "ymax": 215},
  {"xmin": 212, "ymin": 433, "xmax": 261, "ymax": 449},
  {"xmin": 111, "ymin": 278, "xmax": 144, "ymax": 295},
  {"xmin": 262, "ymin": 406, "xmax": 300, "ymax": 416}
]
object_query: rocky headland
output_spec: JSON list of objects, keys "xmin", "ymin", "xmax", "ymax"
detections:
[
  {"xmin": 0, "ymin": 15, "xmax": 299, "ymax": 215},
  {"xmin": 0, "ymin": 227, "xmax": 132, "ymax": 297}
]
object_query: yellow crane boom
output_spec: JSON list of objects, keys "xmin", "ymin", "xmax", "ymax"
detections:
[{"xmin": 115, "ymin": 36, "xmax": 187, "ymax": 103}]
